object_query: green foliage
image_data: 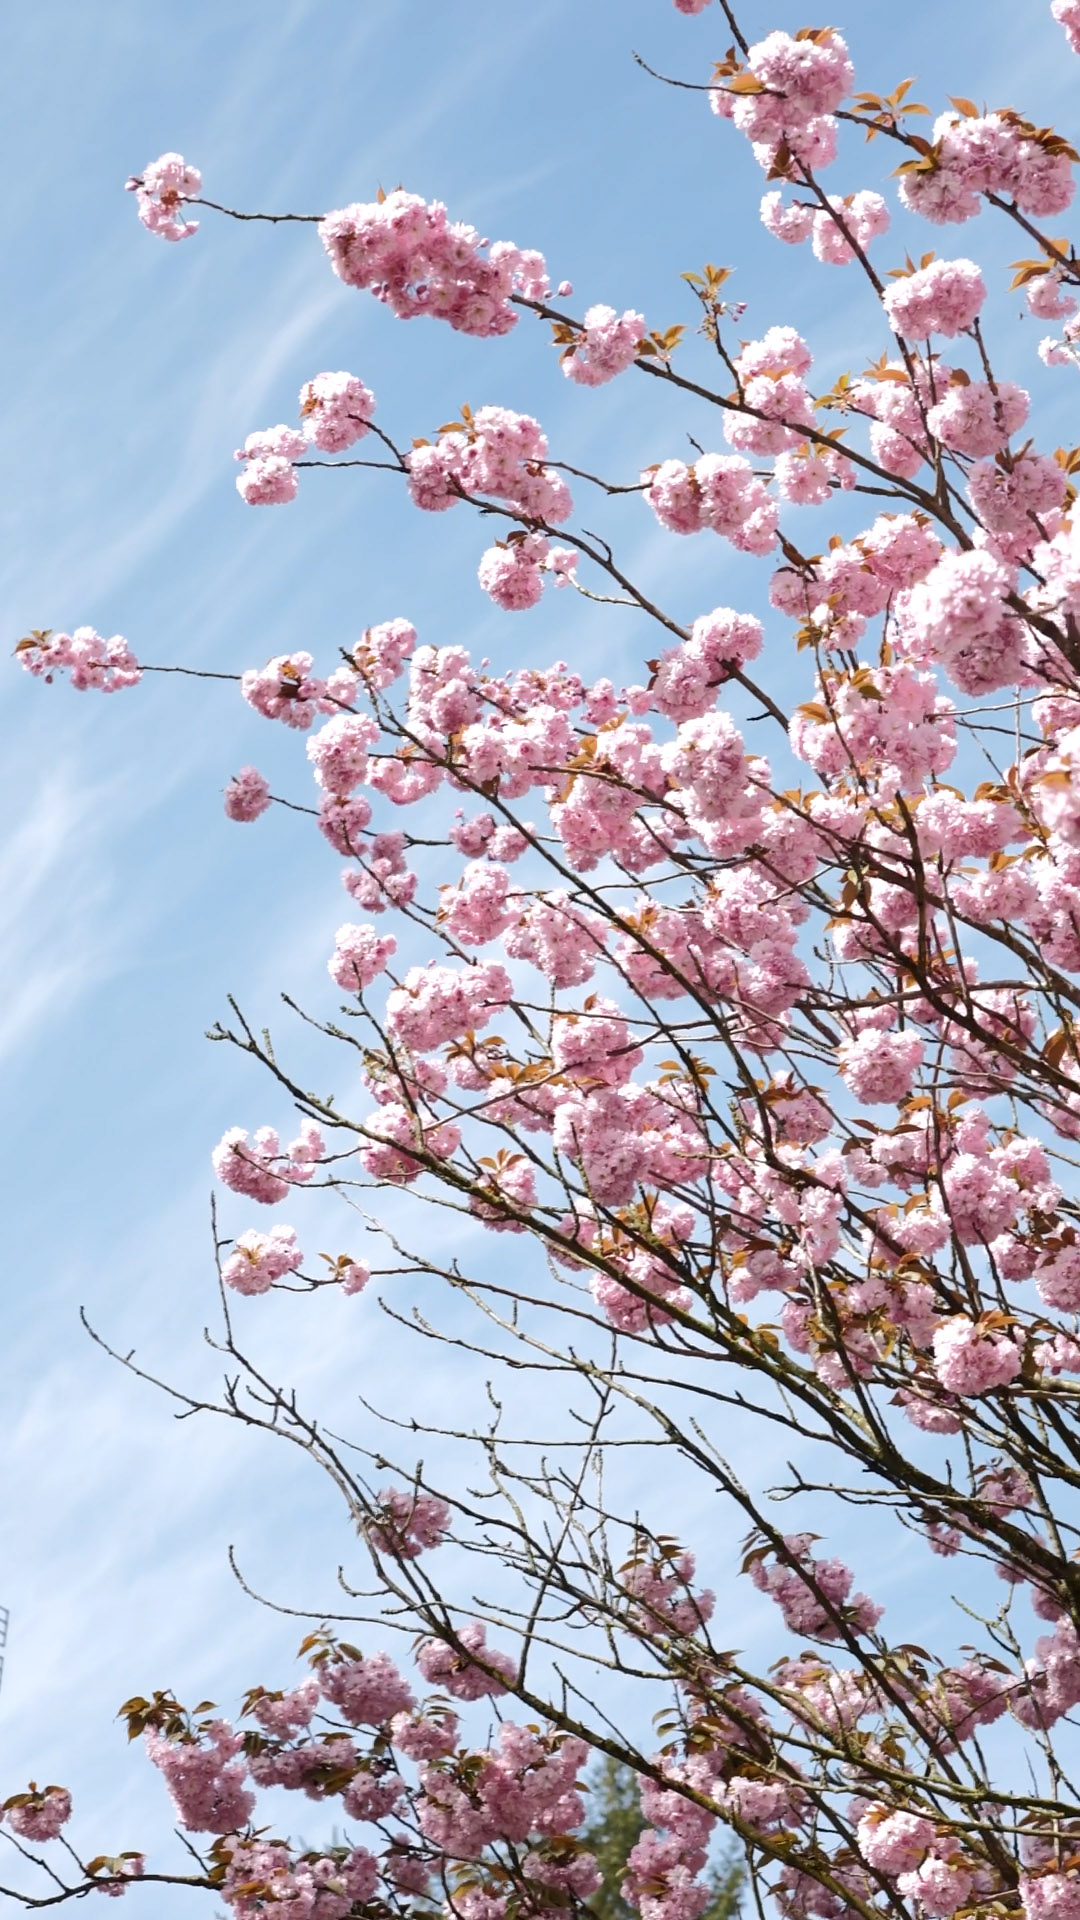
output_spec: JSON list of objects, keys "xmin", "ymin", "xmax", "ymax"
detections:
[{"xmin": 581, "ymin": 1756, "xmax": 745, "ymax": 1920}]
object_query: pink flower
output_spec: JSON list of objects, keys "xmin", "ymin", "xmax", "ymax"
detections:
[
  {"xmin": 811, "ymin": 190, "xmax": 890, "ymax": 265},
  {"xmin": 3, "ymin": 1786, "xmax": 72, "ymax": 1843},
  {"xmin": 838, "ymin": 1029, "xmax": 924, "ymax": 1105},
  {"xmin": 415, "ymin": 1622, "xmax": 516, "ymax": 1698},
  {"xmin": 16, "ymin": 627, "xmax": 141, "ymax": 692},
  {"xmin": 368, "ymin": 1487, "xmax": 451, "ymax": 1558},
  {"xmin": 339, "ymin": 1259, "xmax": 371, "ymax": 1295},
  {"xmin": 319, "ymin": 1649, "xmax": 415, "ymax": 1724},
  {"xmin": 882, "ymin": 259, "xmax": 986, "ymax": 339},
  {"xmin": 307, "ymin": 713, "xmax": 379, "ymax": 793},
  {"xmin": 932, "ymin": 1316, "xmax": 1022, "ymax": 1395},
  {"xmin": 926, "ymin": 378, "xmax": 1029, "ymax": 456},
  {"xmin": 1028, "ymin": 272, "xmax": 1078, "ymax": 320},
  {"xmin": 1022, "ymin": 1875, "xmax": 1080, "ymax": 1920},
  {"xmin": 145, "ymin": 1722, "xmax": 254, "ymax": 1833},
  {"xmin": 328, "ymin": 922, "xmax": 396, "ymax": 993},
  {"xmin": 224, "ymin": 767, "xmax": 271, "ymax": 822},
  {"xmin": 386, "ymin": 960, "xmax": 512, "ymax": 1052},
  {"xmin": 213, "ymin": 1126, "xmax": 291, "ymax": 1206},
  {"xmin": 760, "ymin": 192, "xmax": 816, "ymax": 246},
  {"xmin": 717, "ymin": 29, "xmax": 852, "ymax": 173},
  {"xmin": 478, "ymin": 536, "xmax": 548, "ymax": 611},
  {"xmin": 242, "ymin": 652, "xmax": 326, "ymax": 729},
  {"xmin": 644, "ymin": 455, "xmax": 777, "ymax": 551},
  {"xmin": 561, "ymin": 305, "xmax": 644, "ymax": 385},
  {"xmin": 127, "ymin": 152, "xmax": 201, "ymax": 241},
  {"xmin": 390, "ymin": 1709, "xmax": 460, "ymax": 1760},
  {"xmin": 897, "ymin": 1854, "xmax": 975, "ymax": 1916},
  {"xmin": 749, "ymin": 1533, "xmax": 882, "ymax": 1640},
  {"xmin": 857, "ymin": 1807, "xmax": 935, "ymax": 1875},
  {"xmin": 235, "ymin": 455, "xmax": 299, "ymax": 507},
  {"xmin": 1052, "ymin": 0, "xmax": 1080, "ymax": 54},
  {"xmin": 221, "ymin": 1224, "xmax": 303, "ymax": 1296},
  {"xmin": 299, "ymin": 370, "xmax": 375, "ymax": 452},
  {"xmin": 318, "ymin": 189, "xmax": 549, "ymax": 338}
]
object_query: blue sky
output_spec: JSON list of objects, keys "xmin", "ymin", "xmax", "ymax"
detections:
[{"xmin": 2, "ymin": 0, "xmax": 1080, "ymax": 1900}]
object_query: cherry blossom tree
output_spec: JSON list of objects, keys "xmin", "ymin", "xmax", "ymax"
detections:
[{"xmin": 12, "ymin": 4, "xmax": 1080, "ymax": 1918}]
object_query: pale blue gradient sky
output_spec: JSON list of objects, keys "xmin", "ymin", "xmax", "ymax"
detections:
[{"xmin": 1, "ymin": 0, "xmax": 1078, "ymax": 1902}]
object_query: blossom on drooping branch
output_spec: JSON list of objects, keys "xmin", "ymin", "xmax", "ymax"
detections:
[
  {"xmin": 234, "ymin": 426, "xmax": 306, "ymax": 506},
  {"xmin": 299, "ymin": 371, "xmax": 375, "ymax": 451},
  {"xmin": 367, "ymin": 1487, "xmax": 450, "ymax": 1558},
  {"xmin": 560, "ymin": 304, "xmax": 645, "ymax": 385},
  {"xmin": 126, "ymin": 152, "xmax": 201, "ymax": 241},
  {"xmin": 881, "ymin": 257, "xmax": 987, "ymax": 339},
  {"xmin": 220, "ymin": 1224, "xmax": 303, "ymax": 1296},
  {"xmin": 2, "ymin": 1785, "xmax": 72, "ymax": 1842},
  {"xmin": 415, "ymin": 1621, "xmax": 516, "ymax": 1698},
  {"xmin": 327, "ymin": 922, "xmax": 396, "ymax": 993},
  {"xmin": 15, "ymin": 627, "xmax": 141, "ymax": 691},
  {"xmin": 643, "ymin": 453, "xmax": 778, "ymax": 551},
  {"xmin": 709, "ymin": 28, "xmax": 854, "ymax": 173},
  {"xmin": 223, "ymin": 767, "xmax": 271, "ymax": 821},
  {"xmin": 212, "ymin": 1121, "xmax": 325, "ymax": 1206},
  {"xmin": 1054, "ymin": 0, "xmax": 1080, "ymax": 50},
  {"xmin": 318, "ymin": 188, "xmax": 551, "ymax": 337}
]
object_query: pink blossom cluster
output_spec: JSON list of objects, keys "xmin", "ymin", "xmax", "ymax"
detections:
[
  {"xmin": 126, "ymin": 152, "xmax": 201, "ymax": 240},
  {"xmin": 899, "ymin": 109, "xmax": 1076, "ymax": 226},
  {"xmin": 220, "ymin": 1224, "xmax": 303, "ymax": 1296},
  {"xmin": 623, "ymin": 1549, "xmax": 715, "ymax": 1637},
  {"xmin": 318, "ymin": 1648, "xmax": 415, "ymax": 1725},
  {"xmin": 417, "ymin": 1721, "xmax": 588, "ymax": 1857},
  {"xmin": 477, "ymin": 533, "xmax": 578, "ymax": 611},
  {"xmin": 725, "ymin": 327, "xmax": 815, "ymax": 456},
  {"xmin": 386, "ymin": 960, "xmax": 512, "ymax": 1052},
  {"xmin": 318, "ymin": 189, "xmax": 549, "ymax": 337},
  {"xmin": 2, "ymin": 1785, "xmax": 73, "ymax": 1842},
  {"xmin": 932, "ymin": 1316, "xmax": 1023, "ymax": 1395},
  {"xmin": 650, "ymin": 607, "xmax": 763, "ymax": 720},
  {"xmin": 367, "ymin": 1488, "xmax": 450, "ymax": 1559},
  {"xmin": 145, "ymin": 1721, "xmax": 255, "ymax": 1834},
  {"xmin": 218, "ymin": 1839, "xmax": 378, "ymax": 1920},
  {"xmin": 1053, "ymin": 0, "xmax": 1080, "ymax": 52},
  {"xmin": 347, "ymin": 617, "xmax": 417, "ymax": 691},
  {"xmin": 16, "ymin": 627, "xmax": 141, "ymax": 692},
  {"xmin": 1022, "ymin": 1875, "xmax": 1080, "ymax": 1920},
  {"xmin": 212, "ymin": 1121, "xmax": 325, "ymax": 1206},
  {"xmin": 881, "ymin": 258, "xmax": 987, "ymax": 340},
  {"xmin": 407, "ymin": 404, "xmax": 572, "ymax": 523},
  {"xmin": 299, "ymin": 371, "xmax": 375, "ymax": 452},
  {"xmin": 749, "ymin": 1535, "xmax": 883, "ymax": 1641},
  {"xmin": 241, "ymin": 651, "xmax": 353, "ymax": 729},
  {"xmin": 788, "ymin": 663, "xmax": 956, "ymax": 797},
  {"xmin": 895, "ymin": 548, "xmax": 1029, "ymax": 696},
  {"xmin": 224, "ymin": 766, "xmax": 271, "ymax": 822},
  {"xmin": 561, "ymin": 304, "xmax": 645, "ymax": 385},
  {"xmin": 643, "ymin": 453, "xmax": 778, "ymax": 553},
  {"xmin": 838, "ymin": 1028, "xmax": 924, "ymax": 1105},
  {"xmin": 761, "ymin": 189, "xmax": 890, "ymax": 266},
  {"xmin": 710, "ymin": 30, "xmax": 854, "ymax": 173},
  {"xmin": 415, "ymin": 1621, "xmax": 516, "ymax": 1699},
  {"xmin": 926, "ymin": 377, "xmax": 1029, "ymax": 457},
  {"xmin": 236, "ymin": 371, "xmax": 374, "ymax": 505},
  {"xmin": 328, "ymin": 921, "xmax": 396, "ymax": 993},
  {"xmin": 234, "ymin": 424, "xmax": 305, "ymax": 506}
]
